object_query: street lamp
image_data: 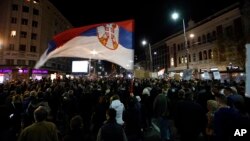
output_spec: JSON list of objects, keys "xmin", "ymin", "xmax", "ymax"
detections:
[
  {"xmin": 142, "ymin": 40, "xmax": 153, "ymax": 71},
  {"xmin": 171, "ymin": 12, "xmax": 189, "ymax": 69}
]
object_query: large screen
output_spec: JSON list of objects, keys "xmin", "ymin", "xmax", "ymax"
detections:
[
  {"xmin": 0, "ymin": 74, "xmax": 4, "ymax": 83},
  {"xmin": 72, "ymin": 61, "xmax": 89, "ymax": 73}
]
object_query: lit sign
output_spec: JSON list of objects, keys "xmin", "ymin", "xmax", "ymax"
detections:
[
  {"xmin": 18, "ymin": 69, "xmax": 29, "ymax": 73},
  {"xmin": 210, "ymin": 68, "xmax": 219, "ymax": 72},
  {"xmin": 0, "ymin": 69, "xmax": 12, "ymax": 73},
  {"xmin": 32, "ymin": 69, "xmax": 48, "ymax": 74}
]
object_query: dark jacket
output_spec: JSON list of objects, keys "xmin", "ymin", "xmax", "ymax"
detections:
[
  {"xmin": 96, "ymin": 119, "xmax": 127, "ymax": 141},
  {"xmin": 63, "ymin": 128, "xmax": 86, "ymax": 141},
  {"xmin": 18, "ymin": 121, "xmax": 58, "ymax": 141}
]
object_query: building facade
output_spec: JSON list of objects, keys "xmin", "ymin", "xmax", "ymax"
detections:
[
  {"xmin": 151, "ymin": 41, "xmax": 168, "ymax": 72},
  {"xmin": 151, "ymin": 2, "xmax": 248, "ymax": 79},
  {"xmin": 0, "ymin": 0, "xmax": 73, "ymax": 80}
]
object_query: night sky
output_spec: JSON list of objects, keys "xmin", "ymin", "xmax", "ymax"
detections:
[{"xmin": 49, "ymin": 0, "xmax": 242, "ymax": 56}]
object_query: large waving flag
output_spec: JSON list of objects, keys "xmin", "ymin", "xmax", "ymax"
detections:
[{"xmin": 35, "ymin": 19, "xmax": 134, "ymax": 70}]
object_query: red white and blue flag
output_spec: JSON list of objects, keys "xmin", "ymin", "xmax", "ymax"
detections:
[{"xmin": 35, "ymin": 19, "xmax": 134, "ymax": 70}]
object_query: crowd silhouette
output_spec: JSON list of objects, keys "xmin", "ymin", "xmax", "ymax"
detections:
[{"xmin": 0, "ymin": 77, "xmax": 249, "ymax": 141}]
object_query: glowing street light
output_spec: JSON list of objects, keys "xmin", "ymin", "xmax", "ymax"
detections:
[
  {"xmin": 171, "ymin": 12, "xmax": 179, "ymax": 20},
  {"xmin": 189, "ymin": 33, "xmax": 195, "ymax": 38}
]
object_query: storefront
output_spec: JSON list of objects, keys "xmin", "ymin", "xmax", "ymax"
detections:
[
  {"xmin": 0, "ymin": 69, "xmax": 12, "ymax": 83},
  {"xmin": 31, "ymin": 69, "xmax": 48, "ymax": 80}
]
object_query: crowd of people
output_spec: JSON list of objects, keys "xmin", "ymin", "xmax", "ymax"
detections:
[{"xmin": 0, "ymin": 77, "xmax": 249, "ymax": 141}]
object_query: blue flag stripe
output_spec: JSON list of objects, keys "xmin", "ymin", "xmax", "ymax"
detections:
[{"xmin": 47, "ymin": 40, "xmax": 57, "ymax": 55}]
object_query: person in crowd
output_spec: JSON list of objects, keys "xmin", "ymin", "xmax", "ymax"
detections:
[
  {"xmin": 22, "ymin": 91, "xmax": 31, "ymax": 110},
  {"xmin": 8, "ymin": 94, "xmax": 23, "ymax": 140},
  {"xmin": 123, "ymin": 95, "xmax": 142, "ymax": 141},
  {"xmin": 0, "ymin": 104, "xmax": 12, "ymax": 141},
  {"xmin": 63, "ymin": 115, "xmax": 86, "ymax": 141},
  {"xmin": 109, "ymin": 95, "xmax": 125, "ymax": 125},
  {"xmin": 223, "ymin": 86, "xmax": 245, "ymax": 112},
  {"xmin": 90, "ymin": 96, "xmax": 109, "ymax": 141},
  {"xmin": 196, "ymin": 82, "xmax": 214, "ymax": 113},
  {"xmin": 62, "ymin": 90, "xmax": 79, "ymax": 119},
  {"xmin": 214, "ymin": 90, "xmax": 250, "ymax": 141},
  {"xmin": 174, "ymin": 90, "xmax": 206, "ymax": 141},
  {"xmin": 96, "ymin": 108, "xmax": 127, "ymax": 141},
  {"xmin": 18, "ymin": 106, "xmax": 58, "ymax": 141},
  {"xmin": 152, "ymin": 86, "xmax": 172, "ymax": 141},
  {"xmin": 205, "ymin": 100, "xmax": 218, "ymax": 141},
  {"xmin": 142, "ymin": 86, "xmax": 151, "ymax": 97},
  {"xmin": 25, "ymin": 90, "xmax": 39, "ymax": 123},
  {"xmin": 213, "ymin": 93, "xmax": 239, "ymax": 141}
]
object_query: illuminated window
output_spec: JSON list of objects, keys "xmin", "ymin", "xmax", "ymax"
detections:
[
  {"xmin": 11, "ymin": 30, "xmax": 16, "ymax": 37},
  {"xmin": 181, "ymin": 56, "xmax": 184, "ymax": 63},
  {"xmin": 33, "ymin": 0, "xmax": 40, "ymax": 4},
  {"xmin": 184, "ymin": 56, "xmax": 187, "ymax": 63},
  {"xmin": 171, "ymin": 57, "xmax": 174, "ymax": 66}
]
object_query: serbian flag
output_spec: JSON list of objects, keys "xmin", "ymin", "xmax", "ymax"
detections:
[{"xmin": 35, "ymin": 19, "xmax": 134, "ymax": 70}]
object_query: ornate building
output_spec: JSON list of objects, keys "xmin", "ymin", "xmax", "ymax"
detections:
[
  {"xmin": 151, "ymin": 2, "xmax": 248, "ymax": 79},
  {"xmin": 0, "ymin": 0, "xmax": 73, "ymax": 80}
]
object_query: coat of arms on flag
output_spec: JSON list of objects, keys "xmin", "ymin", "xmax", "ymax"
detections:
[{"xmin": 97, "ymin": 23, "xmax": 119, "ymax": 50}]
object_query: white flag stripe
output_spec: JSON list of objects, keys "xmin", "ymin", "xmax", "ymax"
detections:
[{"xmin": 35, "ymin": 36, "xmax": 134, "ymax": 70}]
